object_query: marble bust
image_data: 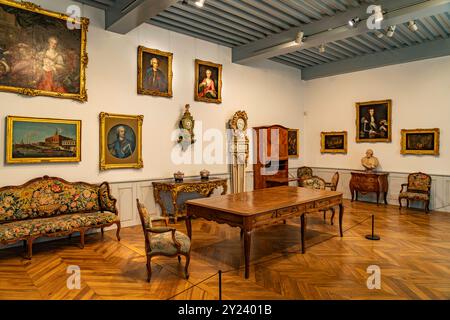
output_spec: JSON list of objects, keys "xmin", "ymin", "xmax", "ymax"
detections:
[{"xmin": 361, "ymin": 149, "xmax": 379, "ymax": 171}]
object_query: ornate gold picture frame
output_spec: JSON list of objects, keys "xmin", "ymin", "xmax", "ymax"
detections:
[
  {"xmin": 137, "ymin": 46, "xmax": 173, "ymax": 98},
  {"xmin": 356, "ymin": 99, "xmax": 392, "ymax": 143},
  {"xmin": 288, "ymin": 129, "xmax": 300, "ymax": 158},
  {"xmin": 401, "ymin": 128, "xmax": 440, "ymax": 156},
  {"xmin": 6, "ymin": 116, "xmax": 81, "ymax": 164},
  {"xmin": 99, "ymin": 113, "xmax": 143, "ymax": 170},
  {"xmin": 0, "ymin": 0, "xmax": 89, "ymax": 102},
  {"xmin": 321, "ymin": 131, "xmax": 347, "ymax": 154},
  {"xmin": 195, "ymin": 59, "xmax": 222, "ymax": 104}
]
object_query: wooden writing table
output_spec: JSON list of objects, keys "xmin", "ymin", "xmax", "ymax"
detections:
[{"xmin": 185, "ymin": 186, "xmax": 344, "ymax": 279}]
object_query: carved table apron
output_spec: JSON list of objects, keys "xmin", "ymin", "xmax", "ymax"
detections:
[
  {"xmin": 185, "ymin": 186, "xmax": 344, "ymax": 279},
  {"xmin": 153, "ymin": 178, "xmax": 228, "ymax": 223}
]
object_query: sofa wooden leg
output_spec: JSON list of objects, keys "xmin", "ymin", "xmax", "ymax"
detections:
[
  {"xmin": 80, "ymin": 230, "xmax": 85, "ymax": 249},
  {"xmin": 101, "ymin": 227, "xmax": 104, "ymax": 237},
  {"xmin": 146, "ymin": 256, "xmax": 152, "ymax": 282},
  {"xmin": 426, "ymin": 201, "xmax": 430, "ymax": 214},
  {"xmin": 116, "ymin": 222, "xmax": 121, "ymax": 241},
  {"xmin": 26, "ymin": 239, "xmax": 33, "ymax": 260},
  {"xmin": 185, "ymin": 254, "xmax": 190, "ymax": 280},
  {"xmin": 398, "ymin": 198, "xmax": 402, "ymax": 210}
]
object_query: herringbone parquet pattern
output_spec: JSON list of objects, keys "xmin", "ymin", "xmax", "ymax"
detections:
[{"xmin": 0, "ymin": 200, "xmax": 449, "ymax": 300}]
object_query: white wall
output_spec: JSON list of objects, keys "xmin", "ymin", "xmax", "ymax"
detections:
[
  {"xmin": 0, "ymin": 0, "xmax": 304, "ymax": 186},
  {"xmin": 303, "ymin": 56, "xmax": 450, "ymax": 176}
]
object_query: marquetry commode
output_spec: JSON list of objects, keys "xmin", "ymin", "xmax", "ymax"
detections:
[{"xmin": 349, "ymin": 171, "xmax": 389, "ymax": 205}]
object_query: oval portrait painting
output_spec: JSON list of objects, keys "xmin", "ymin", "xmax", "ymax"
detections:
[{"xmin": 107, "ymin": 124, "xmax": 136, "ymax": 159}]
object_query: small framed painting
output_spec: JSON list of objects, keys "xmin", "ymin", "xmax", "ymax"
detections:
[
  {"xmin": 288, "ymin": 129, "xmax": 300, "ymax": 157},
  {"xmin": 99, "ymin": 113, "xmax": 143, "ymax": 170},
  {"xmin": 6, "ymin": 116, "xmax": 81, "ymax": 164},
  {"xmin": 195, "ymin": 59, "xmax": 222, "ymax": 104},
  {"xmin": 401, "ymin": 129, "xmax": 440, "ymax": 155},
  {"xmin": 137, "ymin": 46, "xmax": 173, "ymax": 98},
  {"xmin": 321, "ymin": 131, "xmax": 348, "ymax": 154},
  {"xmin": 0, "ymin": 0, "xmax": 89, "ymax": 102},
  {"xmin": 356, "ymin": 100, "xmax": 392, "ymax": 143}
]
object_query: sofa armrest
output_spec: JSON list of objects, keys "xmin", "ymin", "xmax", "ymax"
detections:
[{"xmin": 98, "ymin": 182, "xmax": 118, "ymax": 214}]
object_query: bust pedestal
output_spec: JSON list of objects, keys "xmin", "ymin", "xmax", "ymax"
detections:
[{"xmin": 349, "ymin": 171, "xmax": 389, "ymax": 205}]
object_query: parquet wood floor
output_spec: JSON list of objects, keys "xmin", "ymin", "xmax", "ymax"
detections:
[{"xmin": 0, "ymin": 200, "xmax": 449, "ymax": 300}]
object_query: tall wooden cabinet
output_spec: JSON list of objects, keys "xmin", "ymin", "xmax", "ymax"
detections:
[{"xmin": 253, "ymin": 125, "xmax": 289, "ymax": 189}]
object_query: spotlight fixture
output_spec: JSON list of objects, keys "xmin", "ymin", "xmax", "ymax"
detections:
[
  {"xmin": 295, "ymin": 31, "xmax": 304, "ymax": 44},
  {"xmin": 373, "ymin": 5, "xmax": 384, "ymax": 23},
  {"xmin": 319, "ymin": 44, "xmax": 326, "ymax": 53},
  {"xmin": 408, "ymin": 20, "xmax": 418, "ymax": 32},
  {"xmin": 375, "ymin": 31, "xmax": 384, "ymax": 38},
  {"xmin": 181, "ymin": 0, "xmax": 188, "ymax": 5},
  {"xmin": 348, "ymin": 17, "xmax": 360, "ymax": 27},
  {"xmin": 387, "ymin": 25, "xmax": 396, "ymax": 37},
  {"xmin": 195, "ymin": 0, "xmax": 205, "ymax": 7}
]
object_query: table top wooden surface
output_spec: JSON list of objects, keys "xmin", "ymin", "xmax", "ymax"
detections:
[{"xmin": 186, "ymin": 186, "xmax": 343, "ymax": 216}]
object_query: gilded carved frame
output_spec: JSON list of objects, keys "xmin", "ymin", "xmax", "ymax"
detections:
[
  {"xmin": 401, "ymin": 128, "xmax": 440, "ymax": 156},
  {"xmin": 99, "ymin": 112, "xmax": 144, "ymax": 170},
  {"xmin": 137, "ymin": 46, "xmax": 173, "ymax": 98},
  {"xmin": 195, "ymin": 59, "xmax": 222, "ymax": 104},
  {"xmin": 0, "ymin": 0, "xmax": 89, "ymax": 102},
  {"xmin": 321, "ymin": 131, "xmax": 348, "ymax": 154},
  {"xmin": 288, "ymin": 129, "xmax": 300, "ymax": 158},
  {"xmin": 355, "ymin": 99, "xmax": 392, "ymax": 143},
  {"xmin": 6, "ymin": 115, "xmax": 82, "ymax": 164}
]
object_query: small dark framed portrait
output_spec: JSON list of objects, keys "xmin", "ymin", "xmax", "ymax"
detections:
[
  {"xmin": 401, "ymin": 129, "xmax": 440, "ymax": 156},
  {"xmin": 288, "ymin": 129, "xmax": 299, "ymax": 157},
  {"xmin": 137, "ymin": 46, "xmax": 173, "ymax": 98},
  {"xmin": 321, "ymin": 131, "xmax": 348, "ymax": 154},
  {"xmin": 195, "ymin": 59, "xmax": 222, "ymax": 104},
  {"xmin": 99, "ymin": 113, "xmax": 143, "ymax": 170},
  {"xmin": 356, "ymin": 100, "xmax": 392, "ymax": 143}
]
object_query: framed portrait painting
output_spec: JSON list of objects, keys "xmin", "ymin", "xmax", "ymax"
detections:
[
  {"xmin": 401, "ymin": 128, "xmax": 440, "ymax": 156},
  {"xmin": 137, "ymin": 46, "xmax": 173, "ymax": 98},
  {"xmin": 195, "ymin": 59, "xmax": 222, "ymax": 104},
  {"xmin": 356, "ymin": 100, "xmax": 392, "ymax": 143},
  {"xmin": 321, "ymin": 131, "xmax": 347, "ymax": 154},
  {"xmin": 99, "ymin": 113, "xmax": 143, "ymax": 170},
  {"xmin": 0, "ymin": 0, "xmax": 89, "ymax": 102},
  {"xmin": 6, "ymin": 116, "xmax": 81, "ymax": 164},
  {"xmin": 288, "ymin": 129, "xmax": 299, "ymax": 157}
]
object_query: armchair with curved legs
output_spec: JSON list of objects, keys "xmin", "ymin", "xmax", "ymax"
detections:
[
  {"xmin": 136, "ymin": 199, "xmax": 191, "ymax": 282},
  {"xmin": 297, "ymin": 166, "xmax": 313, "ymax": 187},
  {"xmin": 302, "ymin": 176, "xmax": 337, "ymax": 225}
]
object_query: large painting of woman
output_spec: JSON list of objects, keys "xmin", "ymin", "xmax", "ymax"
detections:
[{"xmin": 195, "ymin": 59, "xmax": 222, "ymax": 104}]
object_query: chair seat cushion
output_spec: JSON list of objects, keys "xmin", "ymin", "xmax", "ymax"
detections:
[
  {"xmin": 399, "ymin": 192, "xmax": 429, "ymax": 201},
  {"xmin": 149, "ymin": 231, "xmax": 191, "ymax": 255},
  {"xmin": 0, "ymin": 212, "xmax": 119, "ymax": 242}
]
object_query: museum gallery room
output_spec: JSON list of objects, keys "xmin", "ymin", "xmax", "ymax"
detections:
[{"xmin": 0, "ymin": 0, "xmax": 449, "ymax": 302}]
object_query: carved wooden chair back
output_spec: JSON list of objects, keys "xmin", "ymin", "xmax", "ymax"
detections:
[
  {"xmin": 407, "ymin": 172, "xmax": 432, "ymax": 194},
  {"xmin": 136, "ymin": 199, "xmax": 152, "ymax": 249},
  {"xmin": 330, "ymin": 172, "xmax": 340, "ymax": 191},
  {"xmin": 302, "ymin": 176, "xmax": 326, "ymax": 190}
]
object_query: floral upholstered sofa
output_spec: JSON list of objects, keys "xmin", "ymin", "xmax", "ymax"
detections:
[{"xmin": 0, "ymin": 176, "xmax": 121, "ymax": 259}]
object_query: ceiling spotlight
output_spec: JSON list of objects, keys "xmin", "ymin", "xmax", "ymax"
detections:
[
  {"xmin": 375, "ymin": 31, "xmax": 384, "ymax": 38},
  {"xmin": 319, "ymin": 44, "xmax": 326, "ymax": 53},
  {"xmin": 195, "ymin": 0, "xmax": 205, "ymax": 7},
  {"xmin": 387, "ymin": 25, "xmax": 396, "ymax": 37},
  {"xmin": 373, "ymin": 5, "xmax": 384, "ymax": 23},
  {"xmin": 295, "ymin": 31, "xmax": 304, "ymax": 44},
  {"xmin": 408, "ymin": 20, "xmax": 418, "ymax": 32},
  {"xmin": 348, "ymin": 17, "xmax": 360, "ymax": 27}
]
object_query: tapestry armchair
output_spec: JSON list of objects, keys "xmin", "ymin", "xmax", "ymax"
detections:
[
  {"xmin": 136, "ymin": 199, "xmax": 190, "ymax": 282},
  {"xmin": 399, "ymin": 172, "xmax": 432, "ymax": 213},
  {"xmin": 302, "ymin": 176, "xmax": 336, "ymax": 225},
  {"xmin": 297, "ymin": 167, "xmax": 313, "ymax": 187}
]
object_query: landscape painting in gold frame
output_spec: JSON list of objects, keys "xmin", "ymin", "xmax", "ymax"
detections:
[
  {"xmin": 0, "ymin": 0, "xmax": 89, "ymax": 102},
  {"xmin": 99, "ymin": 113, "xmax": 143, "ymax": 171},
  {"xmin": 356, "ymin": 99, "xmax": 392, "ymax": 143},
  {"xmin": 321, "ymin": 131, "xmax": 347, "ymax": 154},
  {"xmin": 288, "ymin": 129, "xmax": 300, "ymax": 157},
  {"xmin": 137, "ymin": 46, "xmax": 173, "ymax": 97},
  {"xmin": 6, "ymin": 116, "xmax": 81, "ymax": 164},
  {"xmin": 401, "ymin": 128, "xmax": 440, "ymax": 156},
  {"xmin": 195, "ymin": 59, "xmax": 222, "ymax": 104}
]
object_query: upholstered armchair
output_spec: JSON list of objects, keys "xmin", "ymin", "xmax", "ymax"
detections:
[
  {"xmin": 297, "ymin": 167, "xmax": 313, "ymax": 187},
  {"xmin": 136, "ymin": 199, "xmax": 191, "ymax": 282},
  {"xmin": 399, "ymin": 173, "xmax": 432, "ymax": 213},
  {"xmin": 325, "ymin": 172, "xmax": 340, "ymax": 191},
  {"xmin": 302, "ymin": 176, "xmax": 336, "ymax": 225}
]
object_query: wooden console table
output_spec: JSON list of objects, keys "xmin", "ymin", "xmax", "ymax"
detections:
[
  {"xmin": 349, "ymin": 171, "xmax": 389, "ymax": 205},
  {"xmin": 186, "ymin": 186, "xmax": 344, "ymax": 279},
  {"xmin": 153, "ymin": 178, "xmax": 227, "ymax": 223}
]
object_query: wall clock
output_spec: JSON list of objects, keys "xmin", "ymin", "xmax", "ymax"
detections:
[{"xmin": 178, "ymin": 104, "xmax": 195, "ymax": 148}]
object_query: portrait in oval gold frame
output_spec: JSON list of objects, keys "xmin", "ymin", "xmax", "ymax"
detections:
[
  {"xmin": 195, "ymin": 59, "xmax": 222, "ymax": 104},
  {"xmin": 0, "ymin": 0, "xmax": 89, "ymax": 102},
  {"xmin": 99, "ymin": 112, "xmax": 144, "ymax": 170}
]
